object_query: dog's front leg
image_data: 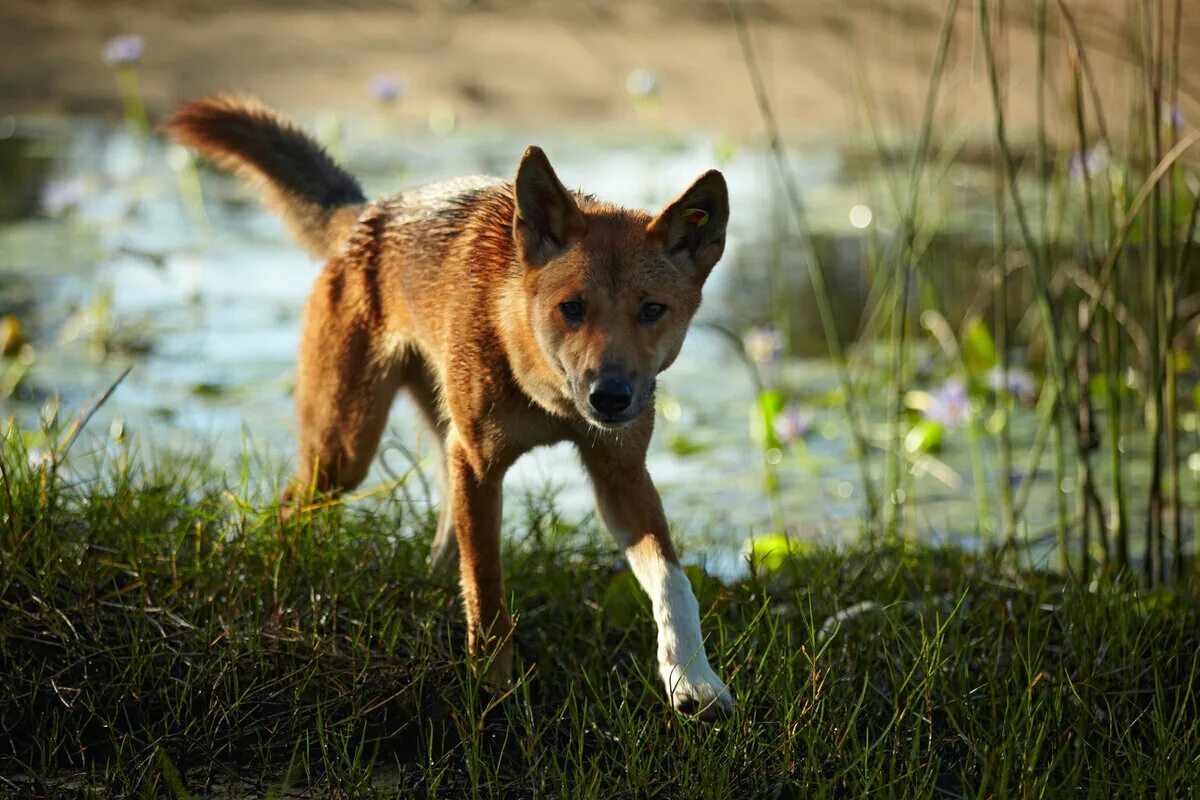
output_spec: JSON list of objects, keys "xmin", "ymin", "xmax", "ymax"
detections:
[
  {"xmin": 447, "ymin": 432, "xmax": 512, "ymax": 686},
  {"xmin": 581, "ymin": 443, "xmax": 733, "ymax": 719}
]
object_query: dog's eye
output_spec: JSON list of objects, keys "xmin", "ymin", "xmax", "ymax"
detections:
[
  {"xmin": 639, "ymin": 302, "xmax": 667, "ymax": 323},
  {"xmin": 559, "ymin": 300, "xmax": 586, "ymax": 323}
]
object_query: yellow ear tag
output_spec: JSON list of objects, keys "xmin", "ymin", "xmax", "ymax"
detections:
[{"xmin": 683, "ymin": 208, "xmax": 710, "ymax": 227}]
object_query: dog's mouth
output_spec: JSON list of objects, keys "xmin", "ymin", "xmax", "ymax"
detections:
[
  {"xmin": 572, "ymin": 379, "xmax": 655, "ymax": 431},
  {"xmin": 585, "ymin": 410, "xmax": 640, "ymax": 429}
]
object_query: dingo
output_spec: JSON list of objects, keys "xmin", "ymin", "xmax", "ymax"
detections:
[{"xmin": 166, "ymin": 96, "xmax": 733, "ymax": 718}]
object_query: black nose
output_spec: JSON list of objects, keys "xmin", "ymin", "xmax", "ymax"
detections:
[{"xmin": 589, "ymin": 378, "xmax": 633, "ymax": 416}]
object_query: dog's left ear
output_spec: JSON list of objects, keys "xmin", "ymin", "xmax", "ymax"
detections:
[{"xmin": 647, "ymin": 170, "xmax": 729, "ymax": 284}]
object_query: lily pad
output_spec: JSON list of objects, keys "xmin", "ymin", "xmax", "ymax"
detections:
[
  {"xmin": 191, "ymin": 382, "xmax": 227, "ymax": 398},
  {"xmin": 1, "ymin": 314, "xmax": 25, "ymax": 357},
  {"xmin": 961, "ymin": 317, "xmax": 996, "ymax": 374},
  {"xmin": 668, "ymin": 434, "xmax": 709, "ymax": 456},
  {"xmin": 751, "ymin": 389, "xmax": 786, "ymax": 450},
  {"xmin": 744, "ymin": 533, "xmax": 813, "ymax": 572},
  {"xmin": 905, "ymin": 420, "xmax": 944, "ymax": 454}
]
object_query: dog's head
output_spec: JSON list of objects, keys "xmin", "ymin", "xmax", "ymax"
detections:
[{"xmin": 511, "ymin": 146, "xmax": 728, "ymax": 430}]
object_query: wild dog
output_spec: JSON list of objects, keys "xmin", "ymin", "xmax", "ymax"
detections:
[{"xmin": 165, "ymin": 96, "xmax": 733, "ymax": 718}]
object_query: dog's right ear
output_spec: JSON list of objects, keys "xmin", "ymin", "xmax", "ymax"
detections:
[{"xmin": 513, "ymin": 146, "xmax": 586, "ymax": 267}]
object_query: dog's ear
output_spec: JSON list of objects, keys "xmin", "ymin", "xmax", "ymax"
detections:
[
  {"xmin": 646, "ymin": 170, "xmax": 729, "ymax": 284},
  {"xmin": 513, "ymin": 146, "xmax": 586, "ymax": 267}
]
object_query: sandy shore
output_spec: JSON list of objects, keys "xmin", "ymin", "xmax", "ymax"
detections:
[{"xmin": 4, "ymin": 1, "xmax": 1199, "ymax": 142}]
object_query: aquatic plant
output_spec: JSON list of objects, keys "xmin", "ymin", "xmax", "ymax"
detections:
[
  {"xmin": 39, "ymin": 177, "xmax": 89, "ymax": 216},
  {"xmin": 626, "ymin": 67, "xmax": 663, "ymax": 129},
  {"xmin": 103, "ymin": 34, "xmax": 149, "ymax": 141},
  {"xmin": 102, "ymin": 34, "xmax": 144, "ymax": 66},
  {"xmin": 625, "ymin": 68, "xmax": 661, "ymax": 101},
  {"xmin": 368, "ymin": 73, "xmax": 407, "ymax": 105},
  {"xmin": 921, "ymin": 378, "xmax": 969, "ymax": 427},
  {"xmin": 731, "ymin": 0, "xmax": 1199, "ymax": 583}
]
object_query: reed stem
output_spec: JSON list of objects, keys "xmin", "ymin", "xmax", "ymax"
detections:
[{"xmin": 729, "ymin": 0, "xmax": 880, "ymax": 525}]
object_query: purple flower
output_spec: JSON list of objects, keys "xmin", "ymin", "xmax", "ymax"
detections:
[
  {"xmin": 923, "ymin": 378, "xmax": 969, "ymax": 426},
  {"xmin": 1067, "ymin": 144, "xmax": 1108, "ymax": 182},
  {"xmin": 987, "ymin": 366, "xmax": 1037, "ymax": 402},
  {"xmin": 743, "ymin": 325, "xmax": 783, "ymax": 364},
  {"xmin": 41, "ymin": 177, "xmax": 88, "ymax": 215},
  {"xmin": 625, "ymin": 68, "xmax": 661, "ymax": 100},
  {"xmin": 27, "ymin": 448, "xmax": 53, "ymax": 470},
  {"xmin": 368, "ymin": 74, "xmax": 407, "ymax": 104},
  {"xmin": 772, "ymin": 405, "xmax": 812, "ymax": 444},
  {"xmin": 103, "ymin": 35, "xmax": 144, "ymax": 66},
  {"xmin": 1163, "ymin": 103, "xmax": 1184, "ymax": 132}
]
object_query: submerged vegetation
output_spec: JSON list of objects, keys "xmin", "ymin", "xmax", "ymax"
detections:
[{"xmin": 1, "ymin": 430, "xmax": 1199, "ymax": 796}]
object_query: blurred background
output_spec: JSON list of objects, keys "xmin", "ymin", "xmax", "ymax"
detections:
[{"xmin": 2, "ymin": 0, "xmax": 1198, "ymax": 581}]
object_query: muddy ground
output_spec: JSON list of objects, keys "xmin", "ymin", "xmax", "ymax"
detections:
[{"xmin": 4, "ymin": 0, "xmax": 1199, "ymax": 142}]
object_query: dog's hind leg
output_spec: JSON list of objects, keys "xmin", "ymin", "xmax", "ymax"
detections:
[
  {"xmin": 283, "ymin": 269, "xmax": 406, "ymax": 514},
  {"xmin": 405, "ymin": 361, "xmax": 458, "ymax": 574}
]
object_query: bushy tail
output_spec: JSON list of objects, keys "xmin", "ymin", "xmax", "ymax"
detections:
[{"xmin": 163, "ymin": 95, "xmax": 366, "ymax": 257}]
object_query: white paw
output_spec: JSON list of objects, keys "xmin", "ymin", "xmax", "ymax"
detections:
[{"xmin": 661, "ymin": 658, "xmax": 733, "ymax": 720}]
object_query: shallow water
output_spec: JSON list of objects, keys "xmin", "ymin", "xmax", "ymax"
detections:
[{"xmin": 0, "ymin": 116, "xmax": 1150, "ymax": 576}]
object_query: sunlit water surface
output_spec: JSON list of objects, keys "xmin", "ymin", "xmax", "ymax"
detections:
[{"xmin": 0, "ymin": 117, "xmax": 1140, "ymax": 576}]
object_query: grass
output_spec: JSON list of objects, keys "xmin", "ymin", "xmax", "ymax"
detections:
[
  {"xmin": 3, "ymin": 4, "xmax": 1199, "ymax": 793},
  {"xmin": 2, "ymin": 428, "xmax": 1199, "ymax": 798}
]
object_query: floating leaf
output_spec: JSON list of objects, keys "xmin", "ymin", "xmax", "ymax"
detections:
[
  {"xmin": 745, "ymin": 533, "xmax": 812, "ymax": 572},
  {"xmin": 668, "ymin": 434, "xmax": 708, "ymax": 457},
  {"xmin": 961, "ymin": 317, "xmax": 996, "ymax": 374},
  {"xmin": 1090, "ymin": 373, "xmax": 1140, "ymax": 404},
  {"xmin": 905, "ymin": 420, "xmax": 944, "ymax": 454},
  {"xmin": 752, "ymin": 389, "xmax": 786, "ymax": 449},
  {"xmin": 1, "ymin": 315, "xmax": 26, "ymax": 357},
  {"xmin": 713, "ymin": 137, "xmax": 738, "ymax": 166},
  {"xmin": 905, "ymin": 389, "xmax": 935, "ymax": 413},
  {"xmin": 191, "ymin": 382, "xmax": 226, "ymax": 398}
]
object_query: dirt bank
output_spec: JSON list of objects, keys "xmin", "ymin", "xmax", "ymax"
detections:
[{"xmin": 4, "ymin": 0, "xmax": 1199, "ymax": 142}]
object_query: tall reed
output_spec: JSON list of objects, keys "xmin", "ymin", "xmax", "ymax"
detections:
[{"xmin": 732, "ymin": 0, "xmax": 1197, "ymax": 584}]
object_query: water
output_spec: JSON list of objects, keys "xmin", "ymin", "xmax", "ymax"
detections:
[{"xmin": 0, "ymin": 115, "xmax": 1130, "ymax": 575}]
